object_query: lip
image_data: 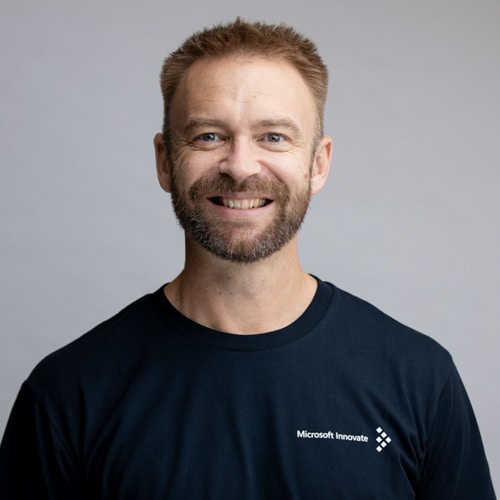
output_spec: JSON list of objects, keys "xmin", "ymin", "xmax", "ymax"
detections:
[
  {"xmin": 209, "ymin": 191, "xmax": 272, "ymax": 206},
  {"xmin": 207, "ymin": 193, "xmax": 273, "ymax": 214}
]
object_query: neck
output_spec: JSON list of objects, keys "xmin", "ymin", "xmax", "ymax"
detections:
[{"xmin": 164, "ymin": 237, "xmax": 317, "ymax": 334}]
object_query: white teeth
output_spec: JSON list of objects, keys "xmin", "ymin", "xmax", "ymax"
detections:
[{"xmin": 222, "ymin": 198, "xmax": 266, "ymax": 209}]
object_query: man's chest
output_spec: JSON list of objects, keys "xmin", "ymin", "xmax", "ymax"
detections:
[{"xmin": 81, "ymin": 356, "xmax": 421, "ymax": 499}]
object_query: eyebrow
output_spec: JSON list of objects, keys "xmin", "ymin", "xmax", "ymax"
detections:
[
  {"xmin": 181, "ymin": 117, "xmax": 304, "ymax": 139},
  {"xmin": 254, "ymin": 118, "xmax": 303, "ymax": 138},
  {"xmin": 182, "ymin": 118, "xmax": 227, "ymax": 138}
]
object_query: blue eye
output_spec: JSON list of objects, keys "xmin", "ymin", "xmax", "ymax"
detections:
[
  {"xmin": 197, "ymin": 133, "xmax": 218, "ymax": 142},
  {"xmin": 266, "ymin": 133, "xmax": 284, "ymax": 143},
  {"xmin": 191, "ymin": 132, "xmax": 225, "ymax": 150}
]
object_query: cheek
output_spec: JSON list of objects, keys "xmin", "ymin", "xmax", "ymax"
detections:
[
  {"xmin": 170, "ymin": 159, "xmax": 204, "ymax": 191},
  {"xmin": 269, "ymin": 152, "xmax": 312, "ymax": 186},
  {"xmin": 174, "ymin": 147, "xmax": 223, "ymax": 176}
]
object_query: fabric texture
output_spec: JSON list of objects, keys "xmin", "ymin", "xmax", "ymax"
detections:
[{"xmin": 0, "ymin": 279, "xmax": 496, "ymax": 499}]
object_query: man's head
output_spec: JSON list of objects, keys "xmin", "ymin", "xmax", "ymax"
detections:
[
  {"xmin": 159, "ymin": 18, "xmax": 329, "ymax": 148},
  {"xmin": 154, "ymin": 20, "xmax": 332, "ymax": 263}
]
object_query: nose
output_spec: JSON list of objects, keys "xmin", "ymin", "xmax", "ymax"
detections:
[{"xmin": 218, "ymin": 137, "xmax": 262, "ymax": 182}]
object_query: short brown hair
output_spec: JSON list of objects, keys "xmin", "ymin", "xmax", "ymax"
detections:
[{"xmin": 159, "ymin": 18, "xmax": 328, "ymax": 145}]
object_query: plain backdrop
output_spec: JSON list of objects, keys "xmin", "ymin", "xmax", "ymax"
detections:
[{"xmin": 1, "ymin": 0, "xmax": 498, "ymax": 491}]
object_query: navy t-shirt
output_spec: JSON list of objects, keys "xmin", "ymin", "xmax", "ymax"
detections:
[{"xmin": 0, "ymin": 279, "xmax": 496, "ymax": 499}]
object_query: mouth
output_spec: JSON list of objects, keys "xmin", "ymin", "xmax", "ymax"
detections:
[{"xmin": 210, "ymin": 197, "xmax": 271, "ymax": 210}]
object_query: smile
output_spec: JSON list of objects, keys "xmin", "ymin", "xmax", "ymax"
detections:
[{"xmin": 211, "ymin": 197, "xmax": 270, "ymax": 209}]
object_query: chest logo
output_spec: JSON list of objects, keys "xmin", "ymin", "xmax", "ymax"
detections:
[
  {"xmin": 296, "ymin": 430, "xmax": 369, "ymax": 443},
  {"xmin": 375, "ymin": 426, "xmax": 392, "ymax": 452}
]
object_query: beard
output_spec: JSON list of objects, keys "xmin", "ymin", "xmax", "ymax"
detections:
[{"xmin": 169, "ymin": 171, "xmax": 312, "ymax": 264}]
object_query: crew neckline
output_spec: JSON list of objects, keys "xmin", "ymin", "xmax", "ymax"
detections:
[{"xmin": 149, "ymin": 277, "xmax": 335, "ymax": 352}]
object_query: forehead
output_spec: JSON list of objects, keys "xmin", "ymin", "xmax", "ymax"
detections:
[{"xmin": 169, "ymin": 55, "xmax": 317, "ymax": 130}]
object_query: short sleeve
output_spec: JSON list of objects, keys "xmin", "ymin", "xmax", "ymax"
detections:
[
  {"xmin": 416, "ymin": 362, "xmax": 496, "ymax": 499},
  {"xmin": 0, "ymin": 382, "xmax": 83, "ymax": 500}
]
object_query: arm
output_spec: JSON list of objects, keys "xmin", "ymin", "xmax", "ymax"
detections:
[
  {"xmin": 416, "ymin": 363, "xmax": 496, "ymax": 499},
  {"xmin": 0, "ymin": 382, "xmax": 83, "ymax": 500}
]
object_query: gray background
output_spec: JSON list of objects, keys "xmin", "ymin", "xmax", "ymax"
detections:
[{"xmin": 1, "ymin": 0, "xmax": 498, "ymax": 490}]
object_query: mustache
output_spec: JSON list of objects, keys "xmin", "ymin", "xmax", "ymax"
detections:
[{"xmin": 187, "ymin": 175, "xmax": 290, "ymax": 202}]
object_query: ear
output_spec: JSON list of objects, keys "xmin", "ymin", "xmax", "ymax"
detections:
[
  {"xmin": 154, "ymin": 133, "xmax": 172, "ymax": 193},
  {"xmin": 310, "ymin": 136, "xmax": 333, "ymax": 195}
]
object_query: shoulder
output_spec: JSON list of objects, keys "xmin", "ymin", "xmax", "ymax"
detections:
[
  {"xmin": 322, "ymin": 281, "xmax": 454, "ymax": 384},
  {"xmin": 25, "ymin": 287, "xmax": 167, "ymax": 396},
  {"xmin": 329, "ymin": 282, "xmax": 449, "ymax": 351}
]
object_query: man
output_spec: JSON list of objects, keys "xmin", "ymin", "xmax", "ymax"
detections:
[{"xmin": 0, "ymin": 18, "xmax": 496, "ymax": 499}]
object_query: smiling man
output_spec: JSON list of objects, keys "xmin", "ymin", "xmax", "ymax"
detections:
[
  {"xmin": 0, "ymin": 18, "xmax": 496, "ymax": 499},
  {"xmin": 160, "ymin": 55, "xmax": 323, "ymax": 265},
  {"xmin": 153, "ymin": 52, "xmax": 331, "ymax": 333}
]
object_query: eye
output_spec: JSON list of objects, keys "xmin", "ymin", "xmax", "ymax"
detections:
[
  {"xmin": 196, "ymin": 132, "xmax": 219, "ymax": 142},
  {"xmin": 259, "ymin": 132, "xmax": 290, "ymax": 150},
  {"xmin": 191, "ymin": 132, "xmax": 225, "ymax": 149},
  {"xmin": 264, "ymin": 133, "xmax": 285, "ymax": 143}
]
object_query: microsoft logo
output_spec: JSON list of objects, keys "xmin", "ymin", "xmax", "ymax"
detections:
[{"xmin": 375, "ymin": 427, "xmax": 392, "ymax": 452}]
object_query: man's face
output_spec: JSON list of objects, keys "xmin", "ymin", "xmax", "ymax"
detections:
[{"xmin": 156, "ymin": 55, "xmax": 330, "ymax": 263}]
